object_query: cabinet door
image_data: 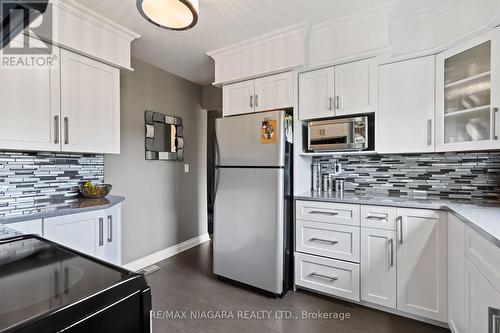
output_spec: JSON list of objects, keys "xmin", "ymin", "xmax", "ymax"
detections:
[
  {"xmin": 222, "ymin": 80, "xmax": 255, "ymax": 116},
  {"xmin": 396, "ymin": 209, "xmax": 448, "ymax": 322},
  {"xmin": 334, "ymin": 58, "xmax": 378, "ymax": 116},
  {"xmin": 254, "ymin": 72, "xmax": 294, "ymax": 112},
  {"xmin": 448, "ymin": 214, "xmax": 466, "ymax": 333},
  {"xmin": 299, "ymin": 67, "xmax": 335, "ymax": 120},
  {"xmin": 102, "ymin": 204, "xmax": 121, "ymax": 265},
  {"xmin": 0, "ymin": 39, "xmax": 60, "ymax": 152},
  {"xmin": 361, "ymin": 228, "xmax": 397, "ymax": 308},
  {"xmin": 60, "ymin": 49, "xmax": 120, "ymax": 154},
  {"xmin": 378, "ymin": 56, "xmax": 435, "ymax": 153},
  {"xmin": 8, "ymin": 219, "xmax": 43, "ymax": 236},
  {"xmin": 44, "ymin": 212, "xmax": 99, "ymax": 257},
  {"xmin": 436, "ymin": 28, "xmax": 500, "ymax": 152},
  {"xmin": 465, "ymin": 259, "xmax": 500, "ymax": 333}
]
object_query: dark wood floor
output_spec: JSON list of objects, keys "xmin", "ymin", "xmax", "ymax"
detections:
[{"xmin": 147, "ymin": 241, "xmax": 450, "ymax": 333}]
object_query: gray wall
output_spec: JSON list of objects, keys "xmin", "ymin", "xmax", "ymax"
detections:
[{"xmin": 105, "ymin": 58, "xmax": 207, "ymax": 264}]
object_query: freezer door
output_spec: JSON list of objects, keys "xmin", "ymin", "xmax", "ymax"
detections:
[
  {"xmin": 213, "ymin": 167, "xmax": 284, "ymax": 294},
  {"xmin": 216, "ymin": 110, "xmax": 286, "ymax": 167}
]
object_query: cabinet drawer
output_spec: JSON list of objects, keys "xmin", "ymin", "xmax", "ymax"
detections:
[
  {"xmin": 466, "ymin": 226, "xmax": 500, "ymax": 293},
  {"xmin": 361, "ymin": 205, "xmax": 397, "ymax": 230},
  {"xmin": 296, "ymin": 220, "xmax": 360, "ymax": 262},
  {"xmin": 295, "ymin": 252, "xmax": 360, "ymax": 301},
  {"xmin": 296, "ymin": 201, "xmax": 360, "ymax": 226}
]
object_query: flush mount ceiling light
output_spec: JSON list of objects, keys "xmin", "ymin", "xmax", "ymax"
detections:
[{"xmin": 137, "ymin": 0, "xmax": 199, "ymax": 31}]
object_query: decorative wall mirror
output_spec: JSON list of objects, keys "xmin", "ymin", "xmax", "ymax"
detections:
[{"xmin": 145, "ymin": 110, "xmax": 184, "ymax": 161}]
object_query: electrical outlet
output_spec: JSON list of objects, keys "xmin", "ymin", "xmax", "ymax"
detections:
[{"xmin": 184, "ymin": 164, "xmax": 189, "ymax": 173}]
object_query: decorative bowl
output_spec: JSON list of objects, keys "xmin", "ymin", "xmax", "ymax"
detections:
[{"xmin": 79, "ymin": 183, "xmax": 112, "ymax": 199}]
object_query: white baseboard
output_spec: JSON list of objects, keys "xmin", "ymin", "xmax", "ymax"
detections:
[{"xmin": 122, "ymin": 233, "xmax": 211, "ymax": 272}]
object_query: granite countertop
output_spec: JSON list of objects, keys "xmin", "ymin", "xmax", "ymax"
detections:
[
  {"xmin": 0, "ymin": 195, "xmax": 125, "ymax": 225},
  {"xmin": 295, "ymin": 191, "xmax": 500, "ymax": 247}
]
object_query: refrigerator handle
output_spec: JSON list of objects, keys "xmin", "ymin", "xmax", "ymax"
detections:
[{"xmin": 214, "ymin": 130, "xmax": 221, "ymax": 202}]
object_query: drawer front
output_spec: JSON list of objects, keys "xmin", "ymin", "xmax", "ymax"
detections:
[
  {"xmin": 296, "ymin": 220, "xmax": 360, "ymax": 262},
  {"xmin": 295, "ymin": 252, "xmax": 360, "ymax": 301},
  {"xmin": 296, "ymin": 201, "xmax": 360, "ymax": 226},
  {"xmin": 466, "ymin": 226, "xmax": 500, "ymax": 293},
  {"xmin": 361, "ymin": 205, "xmax": 397, "ymax": 230}
]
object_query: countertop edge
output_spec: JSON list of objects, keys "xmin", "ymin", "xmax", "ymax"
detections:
[
  {"xmin": 0, "ymin": 195, "xmax": 125, "ymax": 225},
  {"xmin": 294, "ymin": 195, "xmax": 500, "ymax": 248}
]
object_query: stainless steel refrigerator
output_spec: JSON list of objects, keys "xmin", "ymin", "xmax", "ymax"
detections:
[{"xmin": 213, "ymin": 110, "xmax": 293, "ymax": 297}]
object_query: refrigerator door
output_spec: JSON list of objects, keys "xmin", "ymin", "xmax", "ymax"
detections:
[
  {"xmin": 216, "ymin": 110, "xmax": 286, "ymax": 167},
  {"xmin": 214, "ymin": 167, "xmax": 284, "ymax": 294}
]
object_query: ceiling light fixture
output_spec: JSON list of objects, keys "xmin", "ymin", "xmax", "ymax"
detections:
[{"xmin": 137, "ymin": 0, "xmax": 199, "ymax": 31}]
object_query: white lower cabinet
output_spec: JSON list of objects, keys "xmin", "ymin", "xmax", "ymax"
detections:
[
  {"xmin": 7, "ymin": 219, "xmax": 43, "ymax": 236},
  {"xmin": 43, "ymin": 205, "xmax": 121, "ymax": 265},
  {"xmin": 448, "ymin": 214, "xmax": 466, "ymax": 333},
  {"xmin": 396, "ymin": 209, "xmax": 448, "ymax": 322},
  {"xmin": 295, "ymin": 252, "xmax": 360, "ymax": 301},
  {"xmin": 361, "ymin": 227, "xmax": 397, "ymax": 308}
]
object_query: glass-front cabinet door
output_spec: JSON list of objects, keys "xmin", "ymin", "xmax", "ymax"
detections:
[{"xmin": 436, "ymin": 28, "xmax": 500, "ymax": 151}]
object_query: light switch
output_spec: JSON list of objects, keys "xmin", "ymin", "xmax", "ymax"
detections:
[{"xmin": 184, "ymin": 164, "xmax": 190, "ymax": 173}]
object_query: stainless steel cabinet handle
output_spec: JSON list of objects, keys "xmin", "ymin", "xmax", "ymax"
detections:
[
  {"xmin": 427, "ymin": 119, "xmax": 433, "ymax": 146},
  {"xmin": 366, "ymin": 215, "xmax": 387, "ymax": 221},
  {"xmin": 388, "ymin": 238, "xmax": 394, "ymax": 268},
  {"xmin": 250, "ymin": 95, "xmax": 253, "ymax": 108},
  {"xmin": 398, "ymin": 216, "xmax": 403, "ymax": 244},
  {"xmin": 64, "ymin": 117, "xmax": 69, "ymax": 144},
  {"xmin": 328, "ymin": 97, "xmax": 333, "ymax": 111},
  {"xmin": 309, "ymin": 210, "xmax": 339, "ymax": 216},
  {"xmin": 107, "ymin": 215, "xmax": 113, "ymax": 243},
  {"xmin": 494, "ymin": 107, "xmax": 499, "ymax": 140},
  {"xmin": 98, "ymin": 217, "xmax": 104, "ymax": 247},
  {"xmin": 310, "ymin": 272, "xmax": 338, "ymax": 281},
  {"xmin": 54, "ymin": 115, "xmax": 60, "ymax": 144},
  {"xmin": 335, "ymin": 96, "xmax": 341, "ymax": 109},
  {"xmin": 310, "ymin": 237, "xmax": 339, "ymax": 245},
  {"xmin": 255, "ymin": 95, "xmax": 259, "ymax": 107}
]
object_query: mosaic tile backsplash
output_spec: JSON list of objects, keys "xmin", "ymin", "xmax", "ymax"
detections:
[
  {"xmin": 0, "ymin": 152, "xmax": 104, "ymax": 218},
  {"xmin": 314, "ymin": 152, "xmax": 500, "ymax": 200}
]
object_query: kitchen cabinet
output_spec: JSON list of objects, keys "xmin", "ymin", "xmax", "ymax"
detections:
[
  {"xmin": 448, "ymin": 214, "xmax": 466, "ymax": 333},
  {"xmin": 8, "ymin": 219, "xmax": 43, "ymax": 236},
  {"xmin": 436, "ymin": 27, "xmax": 500, "ymax": 152},
  {"xmin": 299, "ymin": 67, "xmax": 335, "ymax": 120},
  {"xmin": 465, "ymin": 259, "xmax": 500, "ymax": 333},
  {"xmin": 378, "ymin": 56, "xmax": 436, "ymax": 153},
  {"xmin": 44, "ymin": 205, "xmax": 121, "ymax": 265},
  {"xmin": 361, "ymin": 227, "xmax": 397, "ymax": 308},
  {"xmin": 0, "ymin": 39, "xmax": 61, "ymax": 152},
  {"xmin": 299, "ymin": 58, "xmax": 377, "ymax": 120},
  {"xmin": 60, "ymin": 49, "xmax": 120, "ymax": 154},
  {"xmin": 396, "ymin": 209, "xmax": 448, "ymax": 322},
  {"xmin": 222, "ymin": 72, "xmax": 294, "ymax": 117},
  {"xmin": 334, "ymin": 58, "xmax": 378, "ymax": 116}
]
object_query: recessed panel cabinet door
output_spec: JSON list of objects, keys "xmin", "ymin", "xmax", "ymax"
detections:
[
  {"xmin": 361, "ymin": 228, "xmax": 397, "ymax": 309},
  {"xmin": 223, "ymin": 80, "xmax": 255, "ymax": 116},
  {"xmin": 334, "ymin": 58, "xmax": 377, "ymax": 116},
  {"xmin": 448, "ymin": 214, "xmax": 466, "ymax": 333},
  {"xmin": 60, "ymin": 49, "xmax": 120, "ymax": 154},
  {"xmin": 0, "ymin": 39, "xmax": 60, "ymax": 152},
  {"xmin": 299, "ymin": 67, "xmax": 335, "ymax": 120},
  {"xmin": 254, "ymin": 72, "xmax": 294, "ymax": 112},
  {"xmin": 396, "ymin": 209, "xmax": 448, "ymax": 322},
  {"xmin": 378, "ymin": 56, "xmax": 435, "ymax": 153}
]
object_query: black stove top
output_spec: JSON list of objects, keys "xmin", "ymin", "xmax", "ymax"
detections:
[{"xmin": 0, "ymin": 236, "xmax": 132, "ymax": 332}]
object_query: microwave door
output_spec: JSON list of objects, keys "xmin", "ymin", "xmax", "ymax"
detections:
[{"xmin": 309, "ymin": 122, "xmax": 352, "ymax": 151}]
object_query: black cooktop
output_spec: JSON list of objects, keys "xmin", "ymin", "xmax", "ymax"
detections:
[{"xmin": 0, "ymin": 235, "xmax": 132, "ymax": 332}]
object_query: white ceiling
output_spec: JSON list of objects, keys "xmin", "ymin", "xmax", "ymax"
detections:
[{"xmin": 75, "ymin": 0, "xmax": 442, "ymax": 85}]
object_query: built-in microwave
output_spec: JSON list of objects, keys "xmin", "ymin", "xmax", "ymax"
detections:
[{"xmin": 308, "ymin": 116, "xmax": 370, "ymax": 152}]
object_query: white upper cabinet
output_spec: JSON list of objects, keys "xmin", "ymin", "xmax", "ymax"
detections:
[
  {"xmin": 0, "ymin": 40, "xmax": 61, "ymax": 152},
  {"xmin": 299, "ymin": 68, "xmax": 335, "ymax": 120},
  {"xmin": 396, "ymin": 209, "xmax": 448, "ymax": 322},
  {"xmin": 436, "ymin": 27, "xmax": 500, "ymax": 152},
  {"xmin": 378, "ymin": 56, "xmax": 436, "ymax": 153},
  {"xmin": 254, "ymin": 72, "xmax": 294, "ymax": 112},
  {"xmin": 334, "ymin": 58, "xmax": 378, "ymax": 116},
  {"xmin": 222, "ymin": 72, "xmax": 293, "ymax": 117},
  {"xmin": 60, "ymin": 49, "xmax": 120, "ymax": 154}
]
